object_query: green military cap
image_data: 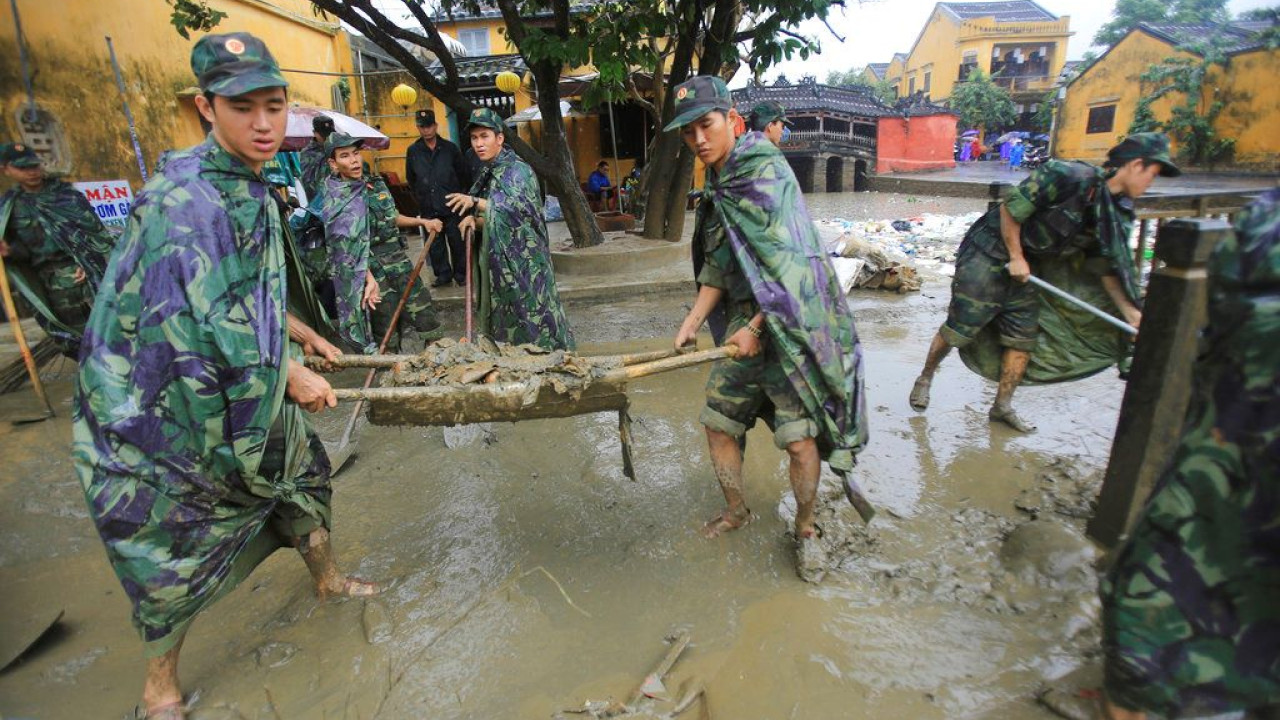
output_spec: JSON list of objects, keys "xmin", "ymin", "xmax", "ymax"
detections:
[
  {"xmin": 191, "ymin": 32, "xmax": 288, "ymax": 97},
  {"xmin": 748, "ymin": 100, "xmax": 793, "ymax": 131},
  {"xmin": 324, "ymin": 131, "xmax": 363, "ymax": 157},
  {"xmin": 1108, "ymin": 132, "xmax": 1181, "ymax": 177},
  {"xmin": 465, "ymin": 107, "xmax": 507, "ymax": 133},
  {"xmin": 2, "ymin": 142, "xmax": 41, "ymax": 168},
  {"xmin": 663, "ymin": 76, "xmax": 733, "ymax": 132}
]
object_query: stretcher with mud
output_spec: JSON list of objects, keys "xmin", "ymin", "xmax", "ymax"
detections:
[{"xmin": 307, "ymin": 338, "xmax": 736, "ymax": 479}]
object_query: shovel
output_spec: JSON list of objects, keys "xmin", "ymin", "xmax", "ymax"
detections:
[{"xmin": 0, "ymin": 252, "xmax": 55, "ymax": 424}]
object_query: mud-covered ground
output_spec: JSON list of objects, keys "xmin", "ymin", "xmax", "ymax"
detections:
[{"xmin": 0, "ymin": 278, "xmax": 1125, "ymax": 719}]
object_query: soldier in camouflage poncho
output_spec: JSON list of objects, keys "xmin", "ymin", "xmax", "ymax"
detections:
[
  {"xmin": 909, "ymin": 133, "xmax": 1179, "ymax": 432},
  {"xmin": 309, "ymin": 132, "xmax": 442, "ymax": 354},
  {"xmin": 0, "ymin": 142, "xmax": 114, "ymax": 356},
  {"xmin": 1100, "ymin": 188, "xmax": 1280, "ymax": 720},
  {"xmin": 667, "ymin": 77, "xmax": 872, "ymax": 552},
  {"xmin": 298, "ymin": 114, "xmax": 334, "ymax": 200},
  {"xmin": 72, "ymin": 33, "xmax": 377, "ymax": 720},
  {"xmin": 447, "ymin": 108, "xmax": 574, "ymax": 350}
]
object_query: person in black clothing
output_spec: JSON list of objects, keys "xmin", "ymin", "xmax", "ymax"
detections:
[{"xmin": 405, "ymin": 109, "xmax": 472, "ymax": 287}]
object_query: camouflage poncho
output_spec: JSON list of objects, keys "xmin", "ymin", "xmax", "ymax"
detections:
[
  {"xmin": 957, "ymin": 160, "xmax": 1139, "ymax": 384},
  {"xmin": 316, "ymin": 174, "xmax": 375, "ymax": 353},
  {"xmin": 0, "ymin": 178, "xmax": 114, "ymax": 352},
  {"xmin": 1101, "ymin": 188, "xmax": 1280, "ymax": 717},
  {"xmin": 72, "ymin": 137, "xmax": 332, "ymax": 656},
  {"xmin": 471, "ymin": 147, "xmax": 574, "ymax": 350},
  {"xmin": 704, "ymin": 132, "xmax": 867, "ymax": 473}
]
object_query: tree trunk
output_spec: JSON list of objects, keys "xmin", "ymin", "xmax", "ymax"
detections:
[{"xmin": 526, "ymin": 61, "xmax": 603, "ymax": 248}]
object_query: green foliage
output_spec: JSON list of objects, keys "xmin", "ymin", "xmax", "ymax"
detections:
[
  {"xmin": 1093, "ymin": 0, "xmax": 1229, "ymax": 47},
  {"xmin": 949, "ymin": 68, "xmax": 1016, "ymax": 132},
  {"xmin": 165, "ymin": 0, "xmax": 227, "ymax": 40},
  {"xmin": 825, "ymin": 66, "xmax": 898, "ymax": 103},
  {"xmin": 1031, "ymin": 88, "xmax": 1057, "ymax": 133},
  {"xmin": 332, "ymin": 77, "xmax": 351, "ymax": 105},
  {"xmin": 1127, "ymin": 31, "xmax": 1238, "ymax": 166},
  {"xmin": 1240, "ymin": 6, "xmax": 1280, "ymax": 48}
]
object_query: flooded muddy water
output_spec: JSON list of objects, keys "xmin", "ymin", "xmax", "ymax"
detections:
[{"xmin": 0, "ymin": 236, "xmax": 1122, "ymax": 719}]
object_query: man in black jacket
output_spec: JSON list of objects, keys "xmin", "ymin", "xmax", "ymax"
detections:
[{"xmin": 405, "ymin": 110, "xmax": 471, "ymax": 287}]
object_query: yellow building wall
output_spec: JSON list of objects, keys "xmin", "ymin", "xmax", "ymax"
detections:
[
  {"xmin": 896, "ymin": 9, "xmax": 1071, "ymax": 102},
  {"xmin": 0, "ymin": 0, "xmax": 350, "ymax": 187},
  {"xmin": 1055, "ymin": 30, "xmax": 1280, "ymax": 170}
]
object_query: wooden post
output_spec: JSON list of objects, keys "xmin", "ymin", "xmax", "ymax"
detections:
[{"xmin": 1087, "ymin": 218, "xmax": 1230, "ymax": 547}]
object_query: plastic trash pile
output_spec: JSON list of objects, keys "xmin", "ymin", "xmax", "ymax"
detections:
[{"xmin": 814, "ymin": 212, "xmax": 983, "ymax": 293}]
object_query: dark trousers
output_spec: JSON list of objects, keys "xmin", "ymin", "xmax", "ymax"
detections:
[{"xmin": 429, "ymin": 218, "xmax": 466, "ymax": 282}]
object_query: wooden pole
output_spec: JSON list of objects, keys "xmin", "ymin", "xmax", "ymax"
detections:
[
  {"xmin": 1087, "ymin": 218, "xmax": 1228, "ymax": 547},
  {"xmin": 0, "ymin": 252, "xmax": 54, "ymax": 418},
  {"xmin": 464, "ymin": 226, "xmax": 474, "ymax": 343},
  {"xmin": 335, "ymin": 229, "xmax": 437, "ymax": 452}
]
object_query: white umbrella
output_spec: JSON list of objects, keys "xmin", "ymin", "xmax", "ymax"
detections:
[
  {"xmin": 505, "ymin": 101, "xmax": 585, "ymax": 124},
  {"xmin": 282, "ymin": 107, "xmax": 391, "ymax": 151}
]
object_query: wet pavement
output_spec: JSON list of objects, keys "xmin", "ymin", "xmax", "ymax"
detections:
[{"xmin": 0, "ymin": 279, "xmax": 1122, "ymax": 719}]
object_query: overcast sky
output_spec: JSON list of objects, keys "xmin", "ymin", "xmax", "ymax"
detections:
[{"xmin": 760, "ymin": 0, "xmax": 1274, "ymax": 84}]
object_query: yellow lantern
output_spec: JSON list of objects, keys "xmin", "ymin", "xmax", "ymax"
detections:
[
  {"xmin": 495, "ymin": 71, "xmax": 521, "ymax": 95},
  {"xmin": 390, "ymin": 83, "xmax": 418, "ymax": 110}
]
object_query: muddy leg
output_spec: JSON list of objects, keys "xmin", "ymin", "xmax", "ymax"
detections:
[
  {"xmin": 910, "ymin": 331, "xmax": 952, "ymax": 411},
  {"xmin": 297, "ymin": 527, "xmax": 380, "ymax": 599},
  {"xmin": 785, "ymin": 438, "xmax": 821, "ymax": 538},
  {"xmin": 702, "ymin": 428, "xmax": 752, "ymax": 538},
  {"xmin": 990, "ymin": 347, "xmax": 1036, "ymax": 433},
  {"xmin": 142, "ymin": 634, "xmax": 186, "ymax": 719}
]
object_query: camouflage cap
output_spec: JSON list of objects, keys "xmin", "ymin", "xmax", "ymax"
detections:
[
  {"xmin": 748, "ymin": 100, "xmax": 793, "ymax": 131},
  {"xmin": 324, "ymin": 131, "xmax": 363, "ymax": 157},
  {"xmin": 1108, "ymin": 132, "xmax": 1181, "ymax": 177},
  {"xmin": 663, "ymin": 76, "xmax": 733, "ymax": 132},
  {"xmin": 2, "ymin": 142, "xmax": 40, "ymax": 168},
  {"xmin": 465, "ymin": 107, "xmax": 507, "ymax": 134},
  {"xmin": 312, "ymin": 115, "xmax": 335, "ymax": 135},
  {"xmin": 191, "ymin": 32, "xmax": 288, "ymax": 97}
]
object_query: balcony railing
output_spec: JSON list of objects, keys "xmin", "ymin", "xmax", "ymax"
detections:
[
  {"xmin": 990, "ymin": 74, "xmax": 1054, "ymax": 93},
  {"xmin": 781, "ymin": 130, "xmax": 877, "ymax": 154}
]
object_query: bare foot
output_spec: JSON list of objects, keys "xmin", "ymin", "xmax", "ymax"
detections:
[
  {"xmin": 317, "ymin": 576, "xmax": 382, "ymax": 601},
  {"xmin": 140, "ymin": 700, "xmax": 185, "ymax": 719},
  {"xmin": 700, "ymin": 509, "xmax": 753, "ymax": 539},
  {"xmin": 909, "ymin": 375, "xmax": 932, "ymax": 411},
  {"xmin": 989, "ymin": 404, "xmax": 1037, "ymax": 433}
]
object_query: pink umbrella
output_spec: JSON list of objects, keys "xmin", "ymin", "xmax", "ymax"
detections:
[{"xmin": 282, "ymin": 107, "xmax": 390, "ymax": 152}]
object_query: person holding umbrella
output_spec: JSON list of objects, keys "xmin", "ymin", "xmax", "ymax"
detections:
[{"xmin": 298, "ymin": 114, "xmax": 335, "ymax": 198}]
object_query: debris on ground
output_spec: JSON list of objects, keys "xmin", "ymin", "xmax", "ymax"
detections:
[{"xmin": 814, "ymin": 212, "xmax": 983, "ymax": 293}]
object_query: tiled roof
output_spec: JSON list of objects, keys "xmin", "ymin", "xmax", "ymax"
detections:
[
  {"xmin": 733, "ymin": 82, "xmax": 903, "ymax": 119},
  {"xmin": 1138, "ymin": 20, "xmax": 1277, "ymax": 54},
  {"xmin": 433, "ymin": 0, "xmax": 598, "ymax": 21},
  {"xmin": 865, "ymin": 63, "xmax": 890, "ymax": 80},
  {"xmin": 427, "ymin": 53, "xmax": 527, "ymax": 86},
  {"xmin": 937, "ymin": 1, "xmax": 1057, "ymax": 22}
]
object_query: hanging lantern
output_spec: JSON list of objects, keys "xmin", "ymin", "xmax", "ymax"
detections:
[
  {"xmin": 495, "ymin": 71, "xmax": 521, "ymax": 95},
  {"xmin": 391, "ymin": 83, "xmax": 418, "ymax": 109}
]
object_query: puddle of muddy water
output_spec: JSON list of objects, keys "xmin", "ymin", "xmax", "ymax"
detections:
[{"xmin": 0, "ymin": 284, "xmax": 1121, "ymax": 720}]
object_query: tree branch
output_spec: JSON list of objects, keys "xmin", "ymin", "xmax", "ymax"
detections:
[{"xmin": 399, "ymin": 0, "xmax": 460, "ymax": 89}]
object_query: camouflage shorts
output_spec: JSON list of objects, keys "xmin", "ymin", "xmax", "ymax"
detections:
[
  {"xmin": 369, "ymin": 241, "xmax": 440, "ymax": 351},
  {"xmin": 37, "ymin": 261, "xmax": 93, "ymax": 332},
  {"xmin": 701, "ymin": 315, "xmax": 817, "ymax": 448},
  {"xmin": 941, "ymin": 240, "xmax": 1039, "ymax": 351}
]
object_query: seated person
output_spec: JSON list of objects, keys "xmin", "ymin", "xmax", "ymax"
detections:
[{"xmin": 586, "ymin": 161, "xmax": 615, "ymax": 211}]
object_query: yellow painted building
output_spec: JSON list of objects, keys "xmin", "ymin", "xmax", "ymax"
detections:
[
  {"xmin": 885, "ymin": 1, "xmax": 1071, "ymax": 107},
  {"xmin": 1, "ymin": 0, "xmax": 353, "ymax": 187},
  {"xmin": 1054, "ymin": 21, "xmax": 1280, "ymax": 171}
]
